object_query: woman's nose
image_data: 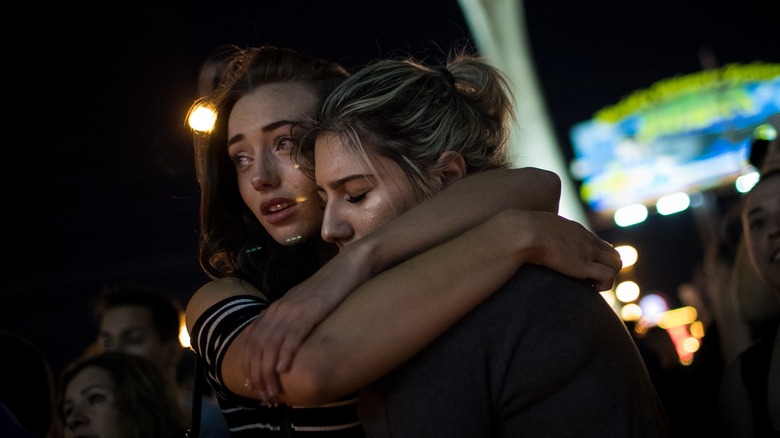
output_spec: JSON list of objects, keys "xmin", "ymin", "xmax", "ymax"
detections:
[
  {"xmin": 250, "ymin": 154, "xmax": 280, "ymax": 190},
  {"xmin": 66, "ymin": 406, "xmax": 89, "ymax": 430},
  {"xmin": 321, "ymin": 205, "xmax": 353, "ymax": 246}
]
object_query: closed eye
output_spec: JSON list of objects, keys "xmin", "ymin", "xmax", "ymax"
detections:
[{"xmin": 347, "ymin": 192, "xmax": 367, "ymax": 203}]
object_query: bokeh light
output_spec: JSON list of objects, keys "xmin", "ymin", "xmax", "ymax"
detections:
[
  {"xmin": 656, "ymin": 192, "xmax": 690, "ymax": 215},
  {"xmin": 614, "ymin": 204, "xmax": 648, "ymax": 227},
  {"xmin": 736, "ymin": 171, "xmax": 760, "ymax": 193},
  {"xmin": 615, "ymin": 245, "xmax": 638, "ymax": 269},
  {"xmin": 188, "ymin": 103, "xmax": 217, "ymax": 133},
  {"xmin": 620, "ymin": 303, "xmax": 643, "ymax": 321},
  {"xmin": 615, "ymin": 280, "xmax": 640, "ymax": 303}
]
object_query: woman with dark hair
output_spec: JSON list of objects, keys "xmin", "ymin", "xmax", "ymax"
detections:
[
  {"xmin": 58, "ymin": 352, "xmax": 187, "ymax": 438},
  {"xmin": 185, "ymin": 45, "xmax": 621, "ymax": 436}
]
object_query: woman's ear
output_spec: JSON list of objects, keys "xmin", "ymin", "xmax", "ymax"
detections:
[{"xmin": 435, "ymin": 150, "xmax": 467, "ymax": 189}]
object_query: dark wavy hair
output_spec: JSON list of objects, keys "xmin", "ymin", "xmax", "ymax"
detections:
[
  {"xmin": 58, "ymin": 352, "xmax": 187, "ymax": 438},
  {"xmin": 189, "ymin": 45, "xmax": 349, "ymax": 297}
]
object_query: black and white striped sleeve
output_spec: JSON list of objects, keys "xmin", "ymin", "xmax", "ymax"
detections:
[{"xmin": 189, "ymin": 294, "xmax": 266, "ymax": 398}]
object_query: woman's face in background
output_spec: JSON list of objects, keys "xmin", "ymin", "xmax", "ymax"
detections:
[
  {"xmin": 62, "ymin": 366, "xmax": 132, "ymax": 438},
  {"xmin": 228, "ymin": 82, "xmax": 325, "ymax": 245},
  {"xmin": 742, "ymin": 173, "xmax": 780, "ymax": 293}
]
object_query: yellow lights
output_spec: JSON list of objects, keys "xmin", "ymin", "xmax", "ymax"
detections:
[
  {"xmin": 620, "ymin": 303, "xmax": 643, "ymax": 321},
  {"xmin": 179, "ymin": 327, "xmax": 191, "ymax": 349},
  {"xmin": 615, "ymin": 280, "xmax": 640, "ymax": 303},
  {"xmin": 609, "ymin": 250, "xmax": 707, "ymax": 367},
  {"xmin": 689, "ymin": 320, "xmax": 705, "ymax": 339},
  {"xmin": 188, "ymin": 103, "xmax": 217, "ymax": 133},
  {"xmin": 682, "ymin": 336, "xmax": 701, "ymax": 354},
  {"xmin": 614, "ymin": 245, "xmax": 637, "ymax": 269},
  {"xmin": 614, "ymin": 204, "xmax": 648, "ymax": 227},
  {"xmin": 656, "ymin": 192, "xmax": 690, "ymax": 215},
  {"xmin": 595, "ymin": 227, "xmax": 712, "ymax": 367},
  {"xmin": 657, "ymin": 306, "xmax": 698, "ymax": 329},
  {"xmin": 178, "ymin": 316, "xmax": 191, "ymax": 349}
]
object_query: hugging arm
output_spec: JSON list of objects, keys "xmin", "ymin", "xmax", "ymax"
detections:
[
  {"xmin": 241, "ymin": 167, "xmax": 557, "ymax": 389},
  {"xmin": 240, "ymin": 167, "xmax": 621, "ymax": 401},
  {"xmin": 272, "ymin": 209, "xmax": 620, "ymax": 405}
]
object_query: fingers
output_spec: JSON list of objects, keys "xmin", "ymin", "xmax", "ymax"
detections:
[
  {"xmin": 240, "ymin": 300, "xmax": 320, "ymax": 402},
  {"xmin": 602, "ymin": 244, "xmax": 623, "ymax": 273},
  {"xmin": 261, "ymin": 339, "xmax": 280, "ymax": 400},
  {"xmin": 591, "ymin": 242, "xmax": 621, "ymax": 292},
  {"xmin": 591, "ymin": 263, "xmax": 618, "ymax": 292},
  {"xmin": 240, "ymin": 311, "xmax": 278, "ymax": 401},
  {"xmin": 276, "ymin": 327, "xmax": 305, "ymax": 373},
  {"xmin": 251, "ymin": 310, "xmax": 283, "ymax": 401}
]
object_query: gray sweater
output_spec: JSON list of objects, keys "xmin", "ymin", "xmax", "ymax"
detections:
[{"xmin": 359, "ymin": 265, "xmax": 671, "ymax": 437}]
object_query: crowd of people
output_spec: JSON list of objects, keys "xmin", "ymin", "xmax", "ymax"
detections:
[{"xmin": 0, "ymin": 43, "xmax": 777, "ymax": 437}]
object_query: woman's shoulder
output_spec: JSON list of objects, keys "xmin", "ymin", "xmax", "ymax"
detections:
[{"xmin": 186, "ymin": 277, "xmax": 268, "ymax": 332}]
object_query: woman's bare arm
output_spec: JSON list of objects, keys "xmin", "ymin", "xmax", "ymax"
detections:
[
  {"xmin": 187, "ymin": 167, "xmax": 566, "ymax": 401},
  {"xmin": 243, "ymin": 167, "xmax": 562, "ymax": 378},
  {"xmin": 239, "ymin": 209, "xmax": 620, "ymax": 404}
]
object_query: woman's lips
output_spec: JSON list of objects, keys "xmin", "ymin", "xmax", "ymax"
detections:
[{"xmin": 261, "ymin": 199, "xmax": 296, "ymax": 224}]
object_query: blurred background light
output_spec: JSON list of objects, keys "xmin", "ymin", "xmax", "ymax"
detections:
[
  {"xmin": 614, "ymin": 204, "xmax": 648, "ymax": 227},
  {"xmin": 658, "ymin": 306, "xmax": 698, "ymax": 329},
  {"xmin": 639, "ymin": 293, "xmax": 670, "ymax": 326},
  {"xmin": 736, "ymin": 171, "xmax": 760, "ymax": 193},
  {"xmin": 188, "ymin": 103, "xmax": 217, "ymax": 133},
  {"xmin": 620, "ymin": 303, "xmax": 643, "ymax": 321},
  {"xmin": 616, "ymin": 280, "xmax": 640, "ymax": 302},
  {"xmin": 615, "ymin": 245, "xmax": 638, "ymax": 268},
  {"xmin": 656, "ymin": 192, "xmax": 690, "ymax": 215}
]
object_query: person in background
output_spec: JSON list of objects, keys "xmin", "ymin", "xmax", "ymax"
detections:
[
  {"xmin": 92, "ymin": 283, "xmax": 229, "ymax": 437},
  {"xmin": 718, "ymin": 120, "xmax": 780, "ymax": 366},
  {"xmin": 228, "ymin": 52, "xmax": 670, "ymax": 436},
  {"xmin": 0, "ymin": 330, "xmax": 56, "ymax": 437},
  {"xmin": 717, "ymin": 120, "xmax": 780, "ymax": 437},
  {"xmin": 58, "ymin": 351, "xmax": 187, "ymax": 438},
  {"xmin": 185, "ymin": 45, "xmax": 621, "ymax": 436},
  {"xmin": 719, "ymin": 142, "xmax": 780, "ymax": 437},
  {"xmin": 197, "ymin": 45, "xmax": 240, "ymax": 98}
]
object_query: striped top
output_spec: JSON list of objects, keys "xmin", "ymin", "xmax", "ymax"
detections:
[{"xmin": 190, "ymin": 295, "xmax": 365, "ymax": 437}]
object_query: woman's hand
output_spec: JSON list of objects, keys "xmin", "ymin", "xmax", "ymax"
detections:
[
  {"xmin": 504, "ymin": 210, "xmax": 622, "ymax": 292},
  {"xmin": 240, "ymin": 246, "xmax": 371, "ymax": 401}
]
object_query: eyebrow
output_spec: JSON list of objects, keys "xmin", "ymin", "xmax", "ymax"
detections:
[
  {"xmin": 317, "ymin": 174, "xmax": 377, "ymax": 192},
  {"xmin": 81, "ymin": 383, "xmax": 110, "ymax": 394},
  {"xmin": 227, "ymin": 119, "xmax": 302, "ymax": 147}
]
